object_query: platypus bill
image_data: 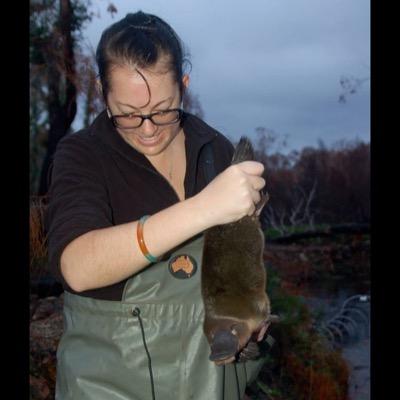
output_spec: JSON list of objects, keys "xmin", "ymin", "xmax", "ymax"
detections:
[{"xmin": 201, "ymin": 136, "xmax": 278, "ymax": 365}]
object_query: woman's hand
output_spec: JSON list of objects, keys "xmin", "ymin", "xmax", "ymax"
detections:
[{"xmin": 194, "ymin": 161, "xmax": 266, "ymax": 227}]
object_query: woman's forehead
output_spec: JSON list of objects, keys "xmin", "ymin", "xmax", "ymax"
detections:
[
  {"xmin": 108, "ymin": 64, "xmax": 178, "ymax": 108},
  {"xmin": 110, "ymin": 64, "xmax": 174, "ymax": 87}
]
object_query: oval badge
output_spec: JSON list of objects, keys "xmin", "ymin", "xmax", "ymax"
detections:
[{"xmin": 168, "ymin": 254, "xmax": 198, "ymax": 279}]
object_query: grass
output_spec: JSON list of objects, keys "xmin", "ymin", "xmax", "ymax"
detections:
[
  {"xmin": 264, "ymin": 224, "xmax": 331, "ymax": 240},
  {"xmin": 246, "ymin": 270, "xmax": 351, "ymax": 400}
]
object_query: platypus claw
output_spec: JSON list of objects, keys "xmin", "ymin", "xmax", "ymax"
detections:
[
  {"xmin": 252, "ymin": 314, "xmax": 280, "ymax": 342},
  {"xmin": 251, "ymin": 320, "xmax": 271, "ymax": 343}
]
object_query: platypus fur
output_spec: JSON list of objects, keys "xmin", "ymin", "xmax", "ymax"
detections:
[{"xmin": 201, "ymin": 136, "xmax": 277, "ymax": 365}]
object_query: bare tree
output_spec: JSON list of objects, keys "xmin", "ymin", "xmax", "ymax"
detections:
[
  {"xmin": 338, "ymin": 74, "xmax": 370, "ymax": 103},
  {"xmin": 263, "ymin": 179, "xmax": 318, "ymax": 235},
  {"xmin": 31, "ymin": 0, "xmax": 90, "ymax": 196},
  {"xmin": 31, "ymin": 1, "xmax": 118, "ymax": 196}
]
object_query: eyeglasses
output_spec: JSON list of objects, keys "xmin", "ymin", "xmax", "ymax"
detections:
[{"xmin": 109, "ymin": 108, "xmax": 184, "ymax": 129}]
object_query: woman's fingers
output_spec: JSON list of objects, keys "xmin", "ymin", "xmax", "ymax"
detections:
[
  {"xmin": 249, "ymin": 176, "xmax": 266, "ymax": 191},
  {"xmin": 235, "ymin": 161, "xmax": 265, "ymax": 176}
]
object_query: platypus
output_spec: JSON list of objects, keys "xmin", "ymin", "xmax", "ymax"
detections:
[{"xmin": 201, "ymin": 136, "xmax": 277, "ymax": 365}]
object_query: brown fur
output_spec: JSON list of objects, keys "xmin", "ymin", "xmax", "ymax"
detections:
[{"xmin": 201, "ymin": 137, "xmax": 274, "ymax": 364}]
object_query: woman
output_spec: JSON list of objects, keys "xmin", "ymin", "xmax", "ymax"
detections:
[{"xmin": 46, "ymin": 10, "xmax": 267, "ymax": 400}]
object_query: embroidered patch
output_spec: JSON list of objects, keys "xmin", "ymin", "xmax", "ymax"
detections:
[{"xmin": 168, "ymin": 254, "xmax": 197, "ymax": 279}]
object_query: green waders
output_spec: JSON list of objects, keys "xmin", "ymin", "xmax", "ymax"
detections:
[{"xmin": 56, "ymin": 234, "xmax": 265, "ymax": 400}]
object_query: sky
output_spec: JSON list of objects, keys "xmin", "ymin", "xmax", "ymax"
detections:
[{"xmin": 75, "ymin": 0, "xmax": 370, "ymax": 152}]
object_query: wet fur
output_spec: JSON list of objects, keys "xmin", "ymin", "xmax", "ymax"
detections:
[{"xmin": 201, "ymin": 137, "xmax": 271, "ymax": 363}]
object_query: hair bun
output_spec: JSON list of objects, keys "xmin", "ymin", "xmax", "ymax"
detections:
[{"xmin": 125, "ymin": 11, "xmax": 156, "ymax": 27}]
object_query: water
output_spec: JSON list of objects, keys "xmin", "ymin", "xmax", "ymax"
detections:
[{"xmin": 302, "ymin": 279, "xmax": 371, "ymax": 400}]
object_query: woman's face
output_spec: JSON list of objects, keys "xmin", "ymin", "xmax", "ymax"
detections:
[{"xmin": 106, "ymin": 63, "xmax": 188, "ymax": 157}]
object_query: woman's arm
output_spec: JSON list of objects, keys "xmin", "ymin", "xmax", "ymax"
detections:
[
  {"xmin": 61, "ymin": 161, "xmax": 265, "ymax": 292},
  {"xmin": 61, "ymin": 194, "xmax": 206, "ymax": 292}
]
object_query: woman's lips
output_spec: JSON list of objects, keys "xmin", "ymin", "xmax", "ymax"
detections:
[{"xmin": 136, "ymin": 133, "xmax": 162, "ymax": 146}]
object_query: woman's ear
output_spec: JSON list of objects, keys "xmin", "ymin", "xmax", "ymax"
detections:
[{"xmin": 182, "ymin": 74, "xmax": 190, "ymax": 89}]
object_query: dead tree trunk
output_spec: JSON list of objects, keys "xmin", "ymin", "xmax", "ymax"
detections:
[{"xmin": 38, "ymin": 0, "xmax": 77, "ymax": 196}]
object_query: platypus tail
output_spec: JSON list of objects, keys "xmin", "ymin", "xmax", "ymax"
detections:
[
  {"xmin": 231, "ymin": 136, "xmax": 270, "ymax": 216},
  {"xmin": 231, "ymin": 136, "xmax": 254, "ymax": 165}
]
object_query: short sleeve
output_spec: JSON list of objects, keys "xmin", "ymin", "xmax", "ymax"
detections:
[{"xmin": 45, "ymin": 133, "xmax": 113, "ymax": 290}]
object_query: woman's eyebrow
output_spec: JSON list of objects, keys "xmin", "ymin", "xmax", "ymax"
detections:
[{"xmin": 116, "ymin": 97, "xmax": 173, "ymax": 110}]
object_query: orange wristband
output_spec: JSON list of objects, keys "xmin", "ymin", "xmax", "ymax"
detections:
[{"xmin": 137, "ymin": 215, "xmax": 158, "ymax": 263}]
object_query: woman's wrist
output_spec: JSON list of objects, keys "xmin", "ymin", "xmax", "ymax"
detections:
[{"xmin": 187, "ymin": 193, "xmax": 214, "ymax": 231}]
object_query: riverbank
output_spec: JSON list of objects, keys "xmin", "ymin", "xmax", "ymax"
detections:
[{"xmin": 303, "ymin": 293, "xmax": 370, "ymax": 400}]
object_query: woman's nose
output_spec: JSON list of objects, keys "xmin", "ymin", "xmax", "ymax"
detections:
[{"xmin": 140, "ymin": 118, "xmax": 158, "ymax": 136}]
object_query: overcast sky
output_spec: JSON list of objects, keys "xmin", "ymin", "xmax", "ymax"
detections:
[{"xmin": 76, "ymin": 0, "xmax": 370, "ymax": 152}]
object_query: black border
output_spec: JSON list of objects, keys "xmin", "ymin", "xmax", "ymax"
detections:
[
  {"xmin": 371, "ymin": 0, "xmax": 392, "ymax": 398},
  {"xmin": 5, "ymin": 0, "xmax": 30, "ymax": 398}
]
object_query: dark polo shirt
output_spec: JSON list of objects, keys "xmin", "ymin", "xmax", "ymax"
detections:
[{"xmin": 46, "ymin": 110, "xmax": 235, "ymax": 300}]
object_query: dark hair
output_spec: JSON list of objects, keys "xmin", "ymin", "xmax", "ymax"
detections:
[{"xmin": 96, "ymin": 11, "xmax": 190, "ymax": 105}]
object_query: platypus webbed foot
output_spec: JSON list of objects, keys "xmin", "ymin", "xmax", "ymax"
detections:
[
  {"xmin": 237, "ymin": 341, "xmax": 260, "ymax": 362},
  {"xmin": 252, "ymin": 314, "xmax": 280, "ymax": 342},
  {"xmin": 209, "ymin": 330, "xmax": 239, "ymax": 363}
]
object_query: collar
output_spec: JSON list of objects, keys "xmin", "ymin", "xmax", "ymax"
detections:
[{"xmin": 88, "ymin": 110, "xmax": 217, "ymax": 171}]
